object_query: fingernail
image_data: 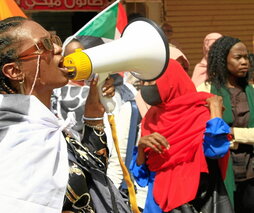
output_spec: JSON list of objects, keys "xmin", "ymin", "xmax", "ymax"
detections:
[
  {"xmin": 94, "ymin": 73, "xmax": 99, "ymax": 80},
  {"xmin": 102, "ymin": 92, "xmax": 106, "ymax": 96},
  {"xmin": 102, "ymin": 87, "xmax": 106, "ymax": 92},
  {"xmin": 167, "ymin": 145, "xmax": 170, "ymax": 150}
]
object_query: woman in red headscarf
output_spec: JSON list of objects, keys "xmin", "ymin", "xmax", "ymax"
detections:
[{"xmin": 130, "ymin": 59, "xmax": 233, "ymax": 213}]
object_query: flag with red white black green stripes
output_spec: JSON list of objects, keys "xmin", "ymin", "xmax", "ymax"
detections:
[{"xmin": 63, "ymin": 0, "xmax": 127, "ymax": 49}]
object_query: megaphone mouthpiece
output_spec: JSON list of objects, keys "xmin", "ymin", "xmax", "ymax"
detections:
[{"xmin": 64, "ymin": 48, "xmax": 93, "ymax": 80}]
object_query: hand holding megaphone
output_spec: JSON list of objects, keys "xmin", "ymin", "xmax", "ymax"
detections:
[
  {"xmin": 63, "ymin": 48, "xmax": 117, "ymax": 113},
  {"xmin": 63, "ymin": 18, "xmax": 170, "ymax": 113}
]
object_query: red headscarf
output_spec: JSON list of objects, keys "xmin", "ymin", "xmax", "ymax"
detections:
[{"xmin": 141, "ymin": 59, "xmax": 213, "ymax": 211}]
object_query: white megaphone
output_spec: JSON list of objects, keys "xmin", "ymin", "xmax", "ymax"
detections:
[{"xmin": 63, "ymin": 17, "xmax": 169, "ymax": 113}]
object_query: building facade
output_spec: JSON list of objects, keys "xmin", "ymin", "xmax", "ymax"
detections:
[{"xmin": 16, "ymin": 0, "xmax": 254, "ymax": 75}]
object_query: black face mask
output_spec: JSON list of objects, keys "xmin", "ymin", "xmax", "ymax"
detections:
[{"xmin": 140, "ymin": 85, "xmax": 162, "ymax": 106}]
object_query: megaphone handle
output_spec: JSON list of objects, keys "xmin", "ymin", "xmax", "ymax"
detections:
[{"xmin": 97, "ymin": 74, "xmax": 116, "ymax": 114}]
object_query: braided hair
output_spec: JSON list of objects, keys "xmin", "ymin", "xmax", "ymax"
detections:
[
  {"xmin": 0, "ymin": 16, "xmax": 27, "ymax": 94},
  {"xmin": 207, "ymin": 36, "xmax": 248, "ymax": 89}
]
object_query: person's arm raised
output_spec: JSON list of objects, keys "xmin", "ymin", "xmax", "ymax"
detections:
[{"xmin": 206, "ymin": 95, "xmax": 224, "ymax": 119}]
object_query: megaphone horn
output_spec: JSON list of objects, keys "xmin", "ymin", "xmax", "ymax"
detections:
[{"xmin": 63, "ymin": 17, "xmax": 170, "ymax": 82}]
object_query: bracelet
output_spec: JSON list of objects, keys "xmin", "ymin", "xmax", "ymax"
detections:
[
  {"xmin": 82, "ymin": 115, "xmax": 104, "ymax": 122},
  {"xmin": 84, "ymin": 122, "xmax": 105, "ymax": 131},
  {"xmin": 227, "ymin": 133, "xmax": 234, "ymax": 141}
]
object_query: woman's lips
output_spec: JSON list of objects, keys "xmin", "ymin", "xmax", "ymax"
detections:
[{"xmin": 239, "ymin": 68, "xmax": 248, "ymax": 72}]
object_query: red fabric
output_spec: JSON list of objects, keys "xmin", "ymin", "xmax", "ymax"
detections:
[
  {"xmin": 116, "ymin": 2, "xmax": 127, "ymax": 33},
  {"xmin": 217, "ymin": 134, "xmax": 232, "ymax": 180},
  {"xmin": 218, "ymin": 151, "xmax": 230, "ymax": 180},
  {"xmin": 141, "ymin": 59, "xmax": 213, "ymax": 211},
  {"xmin": 217, "ymin": 134, "xmax": 231, "ymax": 180},
  {"xmin": 116, "ymin": 2, "xmax": 127, "ymax": 77}
]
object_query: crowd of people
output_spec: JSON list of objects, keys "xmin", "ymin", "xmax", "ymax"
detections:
[{"xmin": 0, "ymin": 14, "xmax": 254, "ymax": 213}]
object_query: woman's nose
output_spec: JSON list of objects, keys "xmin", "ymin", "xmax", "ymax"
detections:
[{"xmin": 53, "ymin": 43, "xmax": 62, "ymax": 55}]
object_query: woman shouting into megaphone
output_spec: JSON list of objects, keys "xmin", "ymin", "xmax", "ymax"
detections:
[{"xmin": 0, "ymin": 16, "xmax": 131, "ymax": 213}]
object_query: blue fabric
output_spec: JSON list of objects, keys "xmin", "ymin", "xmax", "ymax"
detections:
[
  {"xmin": 130, "ymin": 118, "xmax": 230, "ymax": 212},
  {"xmin": 121, "ymin": 100, "xmax": 140, "ymax": 190},
  {"xmin": 129, "ymin": 147, "xmax": 161, "ymax": 212},
  {"xmin": 129, "ymin": 147, "xmax": 151, "ymax": 187},
  {"xmin": 203, "ymin": 117, "xmax": 230, "ymax": 159}
]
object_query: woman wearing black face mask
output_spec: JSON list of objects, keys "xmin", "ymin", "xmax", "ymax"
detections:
[
  {"xmin": 130, "ymin": 59, "xmax": 233, "ymax": 213},
  {"xmin": 139, "ymin": 81, "xmax": 162, "ymax": 106}
]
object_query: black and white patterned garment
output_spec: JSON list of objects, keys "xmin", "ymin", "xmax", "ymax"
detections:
[
  {"xmin": 52, "ymin": 83, "xmax": 134, "ymax": 213},
  {"xmin": 51, "ymin": 81, "xmax": 135, "ymax": 148},
  {"xmin": 63, "ymin": 125, "xmax": 108, "ymax": 213},
  {"xmin": 51, "ymin": 80, "xmax": 135, "ymax": 134},
  {"xmin": 52, "ymin": 84, "xmax": 90, "ymax": 134},
  {"xmin": 63, "ymin": 125, "xmax": 131, "ymax": 213}
]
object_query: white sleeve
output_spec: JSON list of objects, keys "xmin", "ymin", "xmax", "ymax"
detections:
[{"xmin": 196, "ymin": 82, "xmax": 211, "ymax": 92}]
